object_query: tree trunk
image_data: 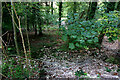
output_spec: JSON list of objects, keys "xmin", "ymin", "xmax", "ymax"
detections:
[
  {"xmin": 39, "ymin": 26, "xmax": 42, "ymax": 36},
  {"xmin": 106, "ymin": 2, "xmax": 116, "ymax": 13},
  {"xmin": 73, "ymin": 2, "xmax": 77, "ymax": 13},
  {"xmin": 27, "ymin": 15, "xmax": 29, "ymax": 31},
  {"xmin": 11, "ymin": 2, "xmax": 19, "ymax": 55},
  {"xmin": 116, "ymin": 1, "xmax": 120, "ymax": 11},
  {"xmin": 46, "ymin": 2, "xmax": 49, "ymax": 13},
  {"xmin": 35, "ymin": 24, "xmax": 37, "ymax": 36},
  {"xmin": 73, "ymin": 2, "xmax": 77, "ymax": 19},
  {"xmin": 117, "ymin": 1, "xmax": 120, "ymax": 51},
  {"xmin": 0, "ymin": 3, "xmax": 2, "ymax": 77},
  {"xmin": 59, "ymin": 2, "xmax": 62, "ymax": 28},
  {"xmin": 86, "ymin": 2, "xmax": 97, "ymax": 20},
  {"xmin": 19, "ymin": 16, "xmax": 28, "ymax": 63},
  {"xmin": 25, "ymin": 9, "xmax": 31, "ymax": 58},
  {"xmin": 51, "ymin": 2, "xmax": 53, "ymax": 15}
]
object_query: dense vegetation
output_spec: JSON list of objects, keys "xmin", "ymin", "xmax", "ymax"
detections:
[{"xmin": 0, "ymin": 1, "xmax": 120, "ymax": 79}]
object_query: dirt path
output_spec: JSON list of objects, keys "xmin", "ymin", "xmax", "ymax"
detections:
[{"xmin": 29, "ymin": 30, "xmax": 120, "ymax": 79}]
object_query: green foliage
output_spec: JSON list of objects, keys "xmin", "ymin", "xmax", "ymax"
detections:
[
  {"xmin": 105, "ymin": 67, "xmax": 112, "ymax": 72},
  {"xmin": 75, "ymin": 69, "xmax": 87, "ymax": 77},
  {"xmin": 62, "ymin": 13, "xmax": 100, "ymax": 50},
  {"xmin": 105, "ymin": 56, "xmax": 119, "ymax": 64},
  {"xmin": 102, "ymin": 11, "xmax": 120, "ymax": 42},
  {"xmin": 1, "ymin": 60, "xmax": 29, "ymax": 79},
  {"xmin": 117, "ymin": 68, "xmax": 120, "ymax": 72},
  {"xmin": 62, "ymin": 11, "xmax": 120, "ymax": 50}
]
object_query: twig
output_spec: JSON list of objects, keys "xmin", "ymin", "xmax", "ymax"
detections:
[
  {"xmin": 1, "ymin": 31, "xmax": 8, "ymax": 36},
  {"xmin": 0, "ymin": 37, "xmax": 7, "ymax": 46},
  {"xmin": 0, "ymin": 73, "xmax": 8, "ymax": 78}
]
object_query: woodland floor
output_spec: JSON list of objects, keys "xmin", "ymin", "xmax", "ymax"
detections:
[
  {"xmin": 2, "ymin": 29, "xmax": 120, "ymax": 79},
  {"xmin": 29, "ymin": 30, "xmax": 120, "ymax": 79}
]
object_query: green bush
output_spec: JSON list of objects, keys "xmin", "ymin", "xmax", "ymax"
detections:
[{"xmin": 62, "ymin": 11, "xmax": 120, "ymax": 50}]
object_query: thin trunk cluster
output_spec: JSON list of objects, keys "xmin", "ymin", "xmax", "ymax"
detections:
[
  {"xmin": 51, "ymin": 2, "xmax": 53, "ymax": 15},
  {"xmin": 11, "ymin": 2, "xmax": 19, "ymax": 56},
  {"xmin": 59, "ymin": 2, "xmax": 62, "ymax": 28}
]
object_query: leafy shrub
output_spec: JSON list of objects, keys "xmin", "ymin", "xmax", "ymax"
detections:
[
  {"xmin": 1, "ymin": 59, "xmax": 29, "ymax": 79},
  {"xmin": 62, "ymin": 11, "xmax": 120, "ymax": 50}
]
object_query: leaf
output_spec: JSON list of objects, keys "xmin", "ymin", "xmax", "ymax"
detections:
[
  {"xmin": 80, "ymin": 40, "xmax": 85, "ymax": 43},
  {"xmin": 106, "ymin": 33, "xmax": 110, "ymax": 37},
  {"xmin": 62, "ymin": 35, "xmax": 67, "ymax": 41},
  {"xmin": 69, "ymin": 43, "xmax": 75, "ymax": 49},
  {"xmin": 105, "ymin": 67, "xmax": 111, "ymax": 72},
  {"xmin": 94, "ymin": 37, "xmax": 98, "ymax": 42},
  {"xmin": 75, "ymin": 43, "xmax": 79, "ymax": 47},
  {"xmin": 87, "ymin": 40, "xmax": 92, "ymax": 43},
  {"xmin": 8, "ymin": 48, "xmax": 12, "ymax": 51},
  {"xmin": 70, "ymin": 35, "xmax": 77, "ymax": 39},
  {"xmin": 84, "ymin": 46, "xmax": 89, "ymax": 50}
]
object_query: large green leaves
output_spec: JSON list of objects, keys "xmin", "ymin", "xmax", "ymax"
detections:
[
  {"xmin": 69, "ymin": 43, "xmax": 75, "ymax": 49},
  {"xmin": 62, "ymin": 35, "xmax": 68, "ymax": 41},
  {"xmin": 62, "ymin": 11, "xmax": 120, "ymax": 50}
]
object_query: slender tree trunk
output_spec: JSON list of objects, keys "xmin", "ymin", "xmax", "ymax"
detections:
[
  {"xmin": 73, "ymin": 2, "xmax": 77, "ymax": 19},
  {"xmin": 39, "ymin": 25, "xmax": 42, "ymax": 36},
  {"xmin": 11, "ymin": 2, "xmax": 19, "ymax": 55},
  {"xmin": 19, "ymin": 16, "xmax": 28, "ymax": 63},
  {"xmin": 106, "ymin": 2, "xmax": 116, "ymax": 13},
  {"xmin": 46, "ymin": 2, "xmax": 49, "ymax": 25},
  {"xmin": 116, "ymin": 1, "xmax": 120, "ymax": 11},
  {"xmin": 35, "ymin": 24, "xmax": 37, "ymax": 36},
  {"xmin": 51, "ymin": 2, "xmax": 53, "ymax": 15},
  {"xmin": 25, "ymin": 10, "xmax": 31, "ymax": 58},
  {"xmin": 46, "ymin": 2, "xmax": 49, "ymax": 13},
  {"xmin": 86, "ymin": 2, "xmax": 92, "ymax": 20},
  {"xmin": 0, "ymin": 2, "xmax": 2, "ymax": 78},
  {"xmin": 13, "ymin": 3, "xmax": 28, "ymax": 64},
  {"xmin": 27, "ymin": 15, "xmax": 29, "ymax": 31},
  {"xmin": 59, "ymin": 2, "xmax": 62, "ymax": 28},
  {"xmin": 73, "ymin": 2, "xmax": 77, "ymax": 13},
  {"xmin": 86, "ymin": 2, "xmax": 97, "ymax": 20}
]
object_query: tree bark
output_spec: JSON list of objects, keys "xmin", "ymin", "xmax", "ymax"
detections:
[
  {"xmin": 39, "ymin": 25, "xmax": 42, "ymax": 36},
  {"xmin": 73, "ymin": 2, "xmax": 77, "ymax": 13},
  {"xmin": 86, "ymin": 2, "xmax": 97, "ymax": 20},
  {"xmin": 25, "ymin": 8, "xmax": 31, "ymax": 58},
  {"xmin": 11, "ymin": 1, "xmax": 19, "ymax": 55},
  {"xmin": 12, "ymin": 3, "xmax": 28, "ymax": 64},
  {"xmin": 116, "ymin": 1, "xmax": 120, "ymax": 11},
  {"xmin": 35, "ymin": 24, "xmax": 37, "ymax": 36},
  {"xmin": 46, "ymin": 2, "xmax": 49, "ymax": 13},
  {"xmin": 106, "ymin": 2, "xmax": 116, "ymax": 13},
  {"xmin": 0, "ymin": 2, "xmax": 2, "ymax": 78},
  {"xmin": 59, "ymin": 2, "xmax": 62, "ymax": 28},
  {"xmin": 51, "ymin": 2, "xmax": 53, "ymax": 15}
]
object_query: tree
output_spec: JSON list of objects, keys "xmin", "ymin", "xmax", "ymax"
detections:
[
  {"xmin": 11, "ymin": 2, "xmax": 19, "ymax": 55},
  {"xmin": 0, "ymin": 2, "xmax": 2, "ymax": 37},
  {"xmin": 86, "ymin": 2, "xmax": 97, "ymax": 20},
  {"xmin": 0, "ymin": 2, "xmax": 1, "ymax": 77},
  {"xmin": 105, "ymin": 2, "xmax": 116, "ymax": 13},
  {"xmin": 59, "ymin": 2, "xmax": 62, "ymax": 28},
  {"xmin": 51, "ymin": 2, "xmax": 53, "ymax": 15},
  {"xmin": 25, "ymin": 3, "xmax": 31, "ymax": 58},
  {"xmin": 73, "ymin": 2, "xmax": 77, "ymax": 13},
  {"xmin": 116, "ymin": 1, "xmax": 120, "ymax": 11}
]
